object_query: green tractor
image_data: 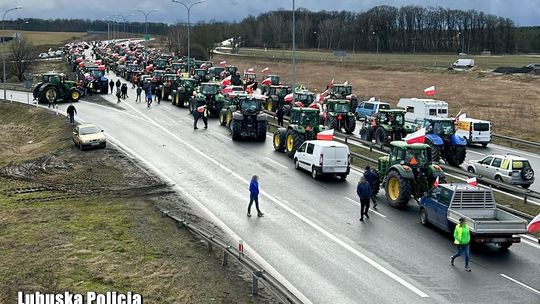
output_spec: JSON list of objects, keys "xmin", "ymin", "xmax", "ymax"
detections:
[
  {"xmin": 33, "ymin": 72, "xmax": 82, "ymax": 104},
  {"xmin": 378, "ymin": 141, "xmax": 445, "ymax": 208},
  {"xmin": 193, "ymin": 68, "xmax": 210, "ymax": 85},
  {"xmin": 323, "ymin": 99, "xmax": 356, "ymax": 134},
  {"xmin": 160, "ymin": 74, "xmax": 181, "ymax": 101},
  {"xmin": 172, "ymin": 78, "xmax": 197, "ymax": 107},
  {"xmin": 263, "ymin": 85, "xmax": 292, "ymax": 112},
  {"xmin": 273, "ymin": 108, "xmax": 324, "ymax": 157},
  {"xmin": 260, "ymin": 74, "xmax": 281, "ymax": 94},
  {"xmin": 327, "ymin": 83, "xmax": 358, "ymax": 109},
  {"xmin": 359, "ymin": 109, "xmax": 415, "ymax": 145},
  {"xmin": 228, "ymin": 97, "xmax": 267, "ymax": 141},
  {"xmin": 189, "ymin": 83, "xmax": 224, "ymax": 116},
  {"xmin": 219, "ymin": 93, "xmax": 248, "ymax": 127}
]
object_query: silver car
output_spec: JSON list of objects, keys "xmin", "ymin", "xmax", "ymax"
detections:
[{"xmin": 467, "ymin": 154, "xmax": 534, "ymax": 189}]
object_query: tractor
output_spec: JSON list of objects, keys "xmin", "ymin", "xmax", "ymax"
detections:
[
  {"xmin": 327, "ymin": 83, "xmax": 358, "ymax": 110},
  {"xmin": 219, "ymin": 93, "xmax": 248, "ymax": 127},
  {"xmin": 260, "ymin": 74, "xmax": 281, "ymax": 94},
  {"xmin": 193, "ymin": 68, "xmax": 210, "ymax": 85},
  {"xmin": 172, "ymin": 78, "xmax": 197, "ymax": 107},
  {"xmin": 224, "ymin": 65, "xmax": 238, "ymax": 76},
  {"xmin": 154, "ymin": 56, "xmax": 170, "ymax": 70},
  {"xmin": 189, "ymin": 83, "xmax": 224, "ymax": 116},
  {"xmin": 228, "ymin": 97, "xmax": 267, "ymax": 141},
  {"xmin": 160, "ymin": 74, "xmax": 181, "ymax": 101},
  {"xmin": 378, "ymin": 141, "xmax": 445, "ymax": 208},
  {"xmin": 423, "ymin": 118, "xmax": 467, "ymax": 166},
  {"xmin": 84, "ymin": 65, "xmax": 109, "ymax": 94},
  {"xmin": 242, "ymin": 71, "xmax": 257, "ymax": 88},
  {"xmin": 209, "ymin": 66, "xmax": 225, "ymax": 80},
  {"xmin": 359, "ymin": 109, "xmax": 415, "ymax": 145},
  {"xmin": 33, "ymin": 72, "xmax": 82, "ymax": 104},
  {"xmin": 263, "ymin": 85, "xmax": 292, "ymax": 112},
  {"xmin": 322, "ymin": 99, "xmax": 356, "ymax": 134},
  {"xmin": 273, "ymin": 108, "xmax": 324, "ymax": 157}
]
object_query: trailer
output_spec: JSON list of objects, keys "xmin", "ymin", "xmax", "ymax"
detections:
[{"xmin": 396, "ymin": 98, "xmax": 448, "ymax": 125}]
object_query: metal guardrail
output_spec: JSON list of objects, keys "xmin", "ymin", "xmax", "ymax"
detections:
[
  {"xmin": 492, "ymin": 133, "xmax": 540, "ymax": 149},
  {"xmin": 159, "ymin": 209, "xmax": 303, "ymax": 304}
]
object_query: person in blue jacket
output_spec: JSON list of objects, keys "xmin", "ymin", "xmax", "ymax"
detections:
[
  {"xmin": 357, "ymin": 176, "xmax": 372, "ymax": 221},
  {"xmin": 248, "ymin": 175, "xmax": 264, "ymax": 217}
]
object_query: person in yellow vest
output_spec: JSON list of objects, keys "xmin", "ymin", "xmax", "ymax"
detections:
[{"xmin": 451, "ymin": 217, "xmax": 472, "ymax": 272}]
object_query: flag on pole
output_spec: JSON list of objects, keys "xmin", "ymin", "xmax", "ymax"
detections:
[
  {"xmin": 219, "ymin": 60, "xmax": 227, "ymax": 66},
  {"xmin": 261, "ymin": 67, "xmax": 270, "ymax": 73},
  {"xmin": 433, "ymin": 176, "xmax": 440, "ymax": 188},
  {"xmin": 284, "ymin": 93, "xmax": 294, "ymax": 102},
  {"xmin": 454, "ymin": 109, "xmax": 463, "ymax": 121},
  {"xmin": 221, "ymin": 75, "xmax": 231, "ymax": 86},
  {"xmin": 527, "ymin": 213, "xmax": 540, "ymax": 233},
  {"xmin": 261, "ymin": 77, "xmax": 272, "ymax": 85},
  {"xmin": 247, "ymin": 68, "xmax": 254, "ymax": 73},
  {"xmin": 424, "ymin": 86, "xmax": 436, "ymax": 96},
  {"xmin": 317, "ymin": 129, "xmax": 334, "ymax": 141},
  {"xmin": 221, "ymin": 85, "xmax": 234, "ymax": 94},
  {"xmin": 344, "ymin": 81, "xmax": 349, "ymax": 86},
  {"xmin": 466, "ymin": 177, "xmax": 478, "ymax": 186},
  {"xmin": 403, "ymin": 128, "xmax": 426, "ymax": 144},
  {"xmin": 246, "ymin": 83, "xmax": 255, "ymax": 94}
]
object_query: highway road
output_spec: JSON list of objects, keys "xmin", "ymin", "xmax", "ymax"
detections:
[{"xmin": 4, "ymin": 85, "xmax": 540, "ymax": 303}]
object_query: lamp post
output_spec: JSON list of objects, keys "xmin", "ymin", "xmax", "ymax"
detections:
[
  {"xmin": 172, "ymin": 0, "xmax": 206, "ymax": 75},
  {"xmin": 313, "ymin": 31, "xmax": 320, "ymax": 52},
  {"xmin": 458, "ymin": 32, "xmax": 465, "ymax": 54},
  {"xmin": 103, "ymin": 17, "xmax": 111, "ymax": 42},
  {"xmin": 135, "ymin": 9, "xmax": 157, "ymax": 40},
  {"xmin": 372, "ymin": 31, "xmax": 379, "ymax": 54},
  {"xmin": 115, "ymin": 14, "xmax": 133, "ymax": 39},
  {"xmin": 292, "ymin": 0, "xmax": 296, "ymax": 95},
  {"xmin": 2, "ymin": 6, "xmax": 23, "ymax": 100}
]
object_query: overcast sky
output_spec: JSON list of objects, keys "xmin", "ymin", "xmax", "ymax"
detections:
[{"xmin": 3, "ymin": 0, "xmax": 540, "ymax": 26}]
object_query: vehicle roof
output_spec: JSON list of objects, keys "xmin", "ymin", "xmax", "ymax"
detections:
[
  {"xmin": 425, "ymin": 117, "xmax": 454, "ymax": 121},
  {"xmin": 439, "ymin": 183, "xmax": 484, "ymax": 192},
  {"xmin": 201, "ymin": 82, "xmax": 220, "ymax": 86},
  {"xmin": 482, "ymin": 154, "xmax": 529, "ymax": 161},
  {"xmin": 457, "ymin": 117, "xmax": 490, "ymax": 123},
  {"xmin": 77, "ymin": 123, "xmax": 99, "ymax": 129},
  {"xmin": 363, "ymin": 100, "xmax": 390, "ymax": 104},
  {"xmin": 397, "ymin": 98, "xmax": 448, "ymax": 105},
  {"xmin": 380, "ymin": 108, "xmax": 405, "ymax": 113},
  {"xmin": 292, "ymin": 107, "xmax": 318, "ymax": 112},
  {"xmin": 304, "ymin": 140, "xmax": 348, "ymax": 148},
  {"xmin": 390, "ymin": 141, "xmax": 430, "ymax": 149}
]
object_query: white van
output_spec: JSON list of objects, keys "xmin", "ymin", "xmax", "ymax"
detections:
[
  {"xmin": 455, "ymin": 117, "xmax": 491, "ymax": 147},
  {"xmin": 293, "ymin": 140, "xmax": 350, "ymax": 180},
  {"xmin": 396, "ymin": 98, "xmax": 449, "ymax": 125},
  {"xmin": 452, "ymin": 59, "xmax": 475, "ymax": 69}
]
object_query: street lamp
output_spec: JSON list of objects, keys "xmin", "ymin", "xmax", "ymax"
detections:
[
  {"xmin": 103, "ymin": 16, "xmax": 112, "ymax": 42},
  {"xmin": 134, "ymin": 9, "xmax": 158, "ymax": 40},
  {"xmin": 172, "ymin": 0, "xmax": 206, "ymax": 75},
  {"xmin": 313, "ymin": 31, "xmax": 320, "ymax": 52},
  {"xmin": 372, "ymin": 31, "xmax": 379, "ymax": 54},
  {"xmin": 115, "ymin": 13, "xmax": 133, "ymax": 39},
  {"xmin": 2, "ymin": 6, "xmax": 23, "ymax": 100},
  {"xmin": 292, "ymin": 0, "xmax": 296, "ymax": 96}
]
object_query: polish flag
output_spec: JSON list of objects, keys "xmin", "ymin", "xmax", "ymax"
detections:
[
  {"xmin": 261, "ymin": 77, "xmax": 272, "ymax": 85},
  {"xmin": 221, "ymin": 75, "xmax": 231, "ymax": 86},
  {"xmin": 403, "ymin": 128, "xmax": 426, "ymax": 144},
  {"xmin": 284, "ymin": 93, "xmax": 294, "ymax": 103},
  {"xmin": 200, "ymin": 63, "xmax": 206, "ymax": 69},
  {"xmin": 221, "ymin": 85, "xmax": 234, "ymax": 94},
  {"xmin": 246, "ymin": 83, "xmax": 255, "ymax": 94},
  {"xmin": 424, "ymin": 86, "xmax": 436, "ymax": 96},
  {"xmin": 247, "ymin": 68, "xmax": 254, "ymax": 73},
  {"xmin": 466, "ymin": 177, "xmax": 478, "ymax": 186},
  {"xmin": 433, "ymin": 176, "xmax": 440, "ymax": 188},
  {"xmin": 219, "ymin": 60, "xmax": 227, "ymax": 66},
  {"xmin": 527, "ymin": 213, "xmax": 540, "ymax": 233},
  {"xmin": 261, "ymin": 67, "xmax": 270, "ymax": 73},
  {"xmin": 317, "ymin": 129, "xmax": 334, "ymax": 141}
]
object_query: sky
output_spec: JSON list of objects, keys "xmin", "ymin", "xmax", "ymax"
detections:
[{"xmin": 3, "ymin": 0, "xmax": 540, "ymax": 26}]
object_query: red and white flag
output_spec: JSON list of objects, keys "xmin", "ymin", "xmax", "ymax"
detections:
[
  {"xmin": 221, "ymin": 75, "xmax": 231, "ymax": 86},
  {"xmin": 261, "ymin": 67, "xmax": 270, "ymax": 73},
  {"xmin": 527, "ymin": 213, "xmax": 540, "ymax": 233},
  {"xmin": 247, "ymin": 68, "xmax": 254, "ymax": 73},
  {"xmin": 403, "ymin": 128, "xmax": 426, "ymax": 144},
  {"xmin": 246, "ymin": 83, "xmax": 255, "ymax": 93},
  {"xmin": 434, "ymin": 176, "xmax": 440, "ymax": 188},
  {"xmin": 284, "ymin": 93, "xmax": 294, "ymax": 102},
  {"xmin": 424, "ymin": 86, "xmax": 436, "ymax": 96},
  {"xmin": 317, "ymin": 129, "xmax": 334, "ymax": 141},
  {"xmin": 261, "ymin": 77, "xmax": 272, "ymax": 85},
  {"xmin": 219, "ymin": 60, "xmax": 227, "ymax": 66},
  {"xmin": 221, "ymin": 85, "xmax": 234, "ymax": 94},
  {"xmin": 466, "ymin": 177, "xmax": 478, "ymax": 186}
]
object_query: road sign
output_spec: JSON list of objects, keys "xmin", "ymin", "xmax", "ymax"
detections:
[{"xmin": 144, "ymin": 34, "xmax": 150, "ymax": 41}]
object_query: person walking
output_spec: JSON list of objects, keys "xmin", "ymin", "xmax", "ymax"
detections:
[
  {"xmin": 156, "ymin": 85, "xmax": 162, "ymax": 104},
  {"xmin": 135, "ymin": 85, "xmax": 142, "ymax": 102},
  {"xmin": 121, "ymin": 83, "xmax": 128, "ymax": 99},
  {"xmin": 276, "ymin": 106, "xmax": 285, "ymax": 127},
  {"xmin": 192, "ymin": 93, "xmax": 208, "ymax": 129},
  {"xmin": 109, "ymin": 79, "xmax": 114, "ymax": 94},
  {"xmin": 451, "ymin": 218, "xmax": 472, "ymax": 272},
  {"xmin": 115, "ymin": 79, "xmax": 121, "ymax": 93},
  {"xmin": 247, "ymin": 175, "xmax": 264, "ymax": 217},
  {"xmin": 66, "ymin": 103, "xmax": 77, "ymax": 125},
  {"xmin": 363, "ymin": 166, "xmax": 380, "ymax": 209},
  {"xmin": 116, "ymin": 87, "xmax": 122, "ymax": 103},
  {"xmin": 357, "ymin": 176, "xmax": 372, "ymax": 221},
  {"xmin": 145, "ymin": 86, "xmax": 153, "ymax": 108}
]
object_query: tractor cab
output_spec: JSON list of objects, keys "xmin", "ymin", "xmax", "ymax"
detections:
[
  {"xmin": 424, "ymin": 118, "xmax": 455, "ymax": 137},
  {"xmin": 331, "ymin": 84, "xmax": 352, "ymax": 97},
  {"xmin": 326, "ymin": 99, "xmax": 350, "ymax": 114},
  {"xmin": 154, "ymin": 58, "xmax": 169, "ymax": 70},
  {"xmin": 238, "ymin": 98, "xmax": 262, "ymax": 115},
  {"xmin": 268, "ymin": 85, "xmax": 292, "ymax": 99},
  {"xmin": 193, "ymin": 69, "xmax": 209, "ymax": 84},
  {"xmin": 294, "ymin": 90, "xmax": 315, "ymax": 107},
  {"xmin": 225, "ymin": 65, "xmax": 238, "ymax": 75},
  {"xmin": 42, "ymin": 73, "xmax": 63, "ymax": 84},
  {"xmin": 291, "ymin": 108, "xmax": 320, "ymax": 126},
  {"xmin": 172, "ymin": 62, "xmax": 187, "ymax": 73},
  {"xmin": 243, "ymin": 72, "xmax": 257, "ymax": 83},
  {"xmin": 152, "ymin": 70, "xmax": 166, "ymax": 81},
  {"xmin": 377, "ymin": 109, "xmax": 406, "ymax": 128},
  {"xmin": 209, "ymin": 67, "xmax": 225, "ymax": 79},
  {"xmin": 199, "ymin": 83, "xmax": 220, "ymax": 96},
  {"xmin": 266, "ymin": 74, "xmax": 280, "ymax": 85}
]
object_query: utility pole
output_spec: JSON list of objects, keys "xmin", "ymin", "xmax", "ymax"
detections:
[
  {"xmin": 372, "ymin": 31, "xmax": 379, "ymax": 54},
  {"xmin": 292, "ymin": 0, "xmax": 296, "ymax": 94},
  {"xmin": 313, "ymin": 31, "xmax": 320, "ymax": 52},
  {"xmin": 172, "ymin": 0, "xmax": 206, "ymax": 75},
  {"xmin": 2, "ymin": 6, "xmax": 23, "ymax": 101},
  {"xmin": 135, "ymin": 9, "xmax": 158, "ymax": 40}
]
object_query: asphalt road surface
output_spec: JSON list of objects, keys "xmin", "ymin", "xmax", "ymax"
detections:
[{"xmin": 4, "ymin": 83, "xmax": 540, "ymax": 303}]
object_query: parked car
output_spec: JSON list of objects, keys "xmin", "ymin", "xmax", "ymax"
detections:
[
  {"xmin": 38, "ymin": 53, "xmax": 49, "ymax": 59},
  {"xmin": 72, "ymin": 124, "xmax": 107, "ymax": 150},
  {"xmin": 452, "ymin": 58, "xmax": 475, "ymax": 69},
  {"xmin": 293, "ymin": 140, "xmax": 350, "ymax": 180},
  {"xmin": 354, "ymin": 98, "xmax": 390, "ymax": 120},
  {"xmin": 467, "ymin": 154, "xmax": 534, "ymax": 188}
]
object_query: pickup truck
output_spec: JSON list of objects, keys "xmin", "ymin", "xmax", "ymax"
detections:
[{"xmin": 419, "ymin": 184, "xmax": 527, "ymax": 250}]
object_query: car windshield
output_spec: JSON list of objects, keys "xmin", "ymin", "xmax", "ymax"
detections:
[
  {"xmin": 380, "ymin": 104, "xmax": 390, "ymax": 110},
  {"xmin": 79, "ymin": 126, "xmax": 101, "ymax": 135},
  {"xmin": 196, "ymin": 70, "xmax": 206, "ymax": 76},
  {"xmin": 297, "ymin": 94, "xmax": 313, "ymax": 103},
  {"xmin": 334, "ymin": 103, "xmax": 350, "ymax": 113},
  {"xmin": 201, "ymin": 84, "xmax": 218, "ymax": 95},
  {"xmin": 242, "ymin": 100, "xmax": 259, "ymax": 111},
  {"xmin": 300, "ymin": 112, "xmax": 319, "ymax": 125},
  {"xmin": 184, "ymin": 80, "xmax": 196, "ymax": 87},
  {"xmin": 432, "ymin": 121, "xmax": 455, "ymax": 134},
  {"xmin": 404, "ymin": 148, "xmax": 429, "ymax": 166},
  {"xmin": 91, "ymin": 70, "xmax": 103, "ymax": 78}
]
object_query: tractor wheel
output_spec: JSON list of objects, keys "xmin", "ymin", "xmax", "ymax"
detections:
[
  {"xmin": 42, "ymin": 86, "xmax": 59, "ymax": 104},
  {"xmin": 266, "ymin": 99, "xmax": 274, "ymax": 112},
  {"xmin": 257, "ymin": 121, "xmax": 267, "ymax": 142},
  {"xmin": 285, "ymin": 129, "xmax": 305, "ymax": 158},
  {"xmin": 273, "ymin": 128, "xmax": 287, "ymax": 152},
  {"xmin": 70, "ymin": 89, "xmax": 81, "ymax": 101},
  {"xmin": 231, "ymin": 119, "xmax": 242, "ymax": 141},
  {"xmin": 344, "ymin": 115, "xmax": 356, "ymax": 134},
  {"xmin": 375, "ymin": 127, "xmax": 389, "ymax": 146},
  {"xmin": 426, "ymin": 139, "xmax": 442, "ymax": 163},
  {"xmin": 384, "ymin": 170, "xmax": 412, "ymax": 208},
  {"xmin": 445, "ymin": 145, "xmax": 466, "ymax": 166},
  {"xmin": 219, "ymin": 112, "xmax": 227, "ymax": 126},
  {"xmin": 326, "ymin": 115, "xmax": 338, "ymax": 130},
  {"xmin": 172, "ymin": 92, "xmax": 178, "ymax": 106},
  {"xmin": 359, "ymin": 124, "xmax": 373, "ymax": 141}
]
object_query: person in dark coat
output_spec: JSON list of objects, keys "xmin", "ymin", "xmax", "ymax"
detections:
[
  {"xmin": 357, "ymin": 176, "xmax": 372, "ymax": 221},
  {"xmin": 121, "ymin": 83, "xmax": 128, "ymax": 99},
  {"xmin": 66, "ymin": 103, "xmax": 77, "ymax": 125},
  {"xmin": 136, "ymin": 85, "xmax": 142, "ymax": 102},
  {"xmin": 363, "ymin": 166, "xmax": 380, "ymax": 209},
  {"xmin": 247, "ymin": 175, "xmax": 263, "ymax": 217},
  {"xmin": 192, "ymin": 94, "xmax": 208, "ymax": 130},
  {"xmin": 276, "ymin": 106, "xmax": 285, "ymax": 126},
  {"xmin": 109, "ymin": 79, "xmax": 114, "ymax": 94},
  {"xmin": 115, "ymin": 79, "xmax": 121, "ymax": 92}
]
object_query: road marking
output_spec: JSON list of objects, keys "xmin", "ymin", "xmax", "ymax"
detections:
[
  {"xmin": 104, "ymin": 134, "xmax": 313, "ymax": 304},
  {"xmin": 345, "ymin": 197, "xmax": 388, "ymax": 219},
  {"xmin": 467, "ymin": 150, "xmax": 485, "ymax": 156},
  {"xmin": 120, "ymin": 100, "xmax": 430, "ymax": 298},
  {"xmin": 265, "ymin": 157, "xmax": 288, "ymax": 169},
  {"xmin": 522, "ymin": 239, "xmax": 540, "ymax": 249},
  {"xmin": 490, "ymin": 144, "xmax": 540, "ymax": 159},
  {"xmin": 521, "ymin": 234, "xmax": 539, "ymax": 242},
  {"xmin": 500, "ymin": 274, "xmax": 540, "ymax": 296},
  {"xmin": 78, "ymin": 100, "xmax": 152, "ymax": 123}
]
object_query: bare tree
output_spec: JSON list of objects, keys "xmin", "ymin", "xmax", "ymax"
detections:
[
  {"xmin": 9, "ymin": 36, "xmax": 36, "ymax": 82},
  {"xmin": 167, "ymin": 23, "xmax": 188, "ymax": 54}
]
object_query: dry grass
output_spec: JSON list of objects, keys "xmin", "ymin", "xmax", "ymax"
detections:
[
  {"xmin": 0, "ymin": 30, "xmax": 86, "ymax": 46},
  {"xmin": 215, "ymin": 54, "xmax": 540, "ymax": 141}
]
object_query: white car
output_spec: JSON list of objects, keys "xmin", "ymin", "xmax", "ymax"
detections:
[
  {"xmin": 467, "ymin": 154, "xmax": 534, "ymax": 188},
  {"xmin": 293, "ymin": 140, "xmax": 350, "ymax": 180},
  {"xmin": 72, "ymin": 124, "xmax": 107, "ymax": 150},
  {"xmin": 38, "ymin": 53, "xmax": 49, "ymax": 59}
]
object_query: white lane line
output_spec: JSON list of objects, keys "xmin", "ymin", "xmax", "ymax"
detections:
[
  {"xmin": 500, "ymin": 274, "xmax": 540, "ymax": 296},
  {"xmin": 121, "ymin": 100, "xmax": 429, "ymax": 298},
  {"xmin": 345, "ymin": 197, "xmax": 388, "ymax": 219},
  {"xmin": 265, "ymin": 157, "xmax": 288, "ymax": 170},
  {"xmin": 521, "ymin": 234, "xmax": 539, "ymax": 242},
  {"xmin": 467, "ymin": 150, "xmax": 485, "ymax": 156},
  {"xmin": 522, "ymin": 239, "xmax": 540, "ymax": 249},
  {"xmin": 490, "ymin": 145, "xmax": 540, "ymax": 159},
  {"xmin": 104, "ymin": 133, "xmax": 313, "ymax": 304}
]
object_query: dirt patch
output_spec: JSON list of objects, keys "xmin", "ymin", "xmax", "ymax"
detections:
[{"xmin": 0, "ymin": 102, "xmax": 272, "ymax": 303}]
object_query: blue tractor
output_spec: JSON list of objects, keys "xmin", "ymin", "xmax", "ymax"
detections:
[{"xmin": 423, "ymin": 118, "xmax": 467, "ymax": 167}]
